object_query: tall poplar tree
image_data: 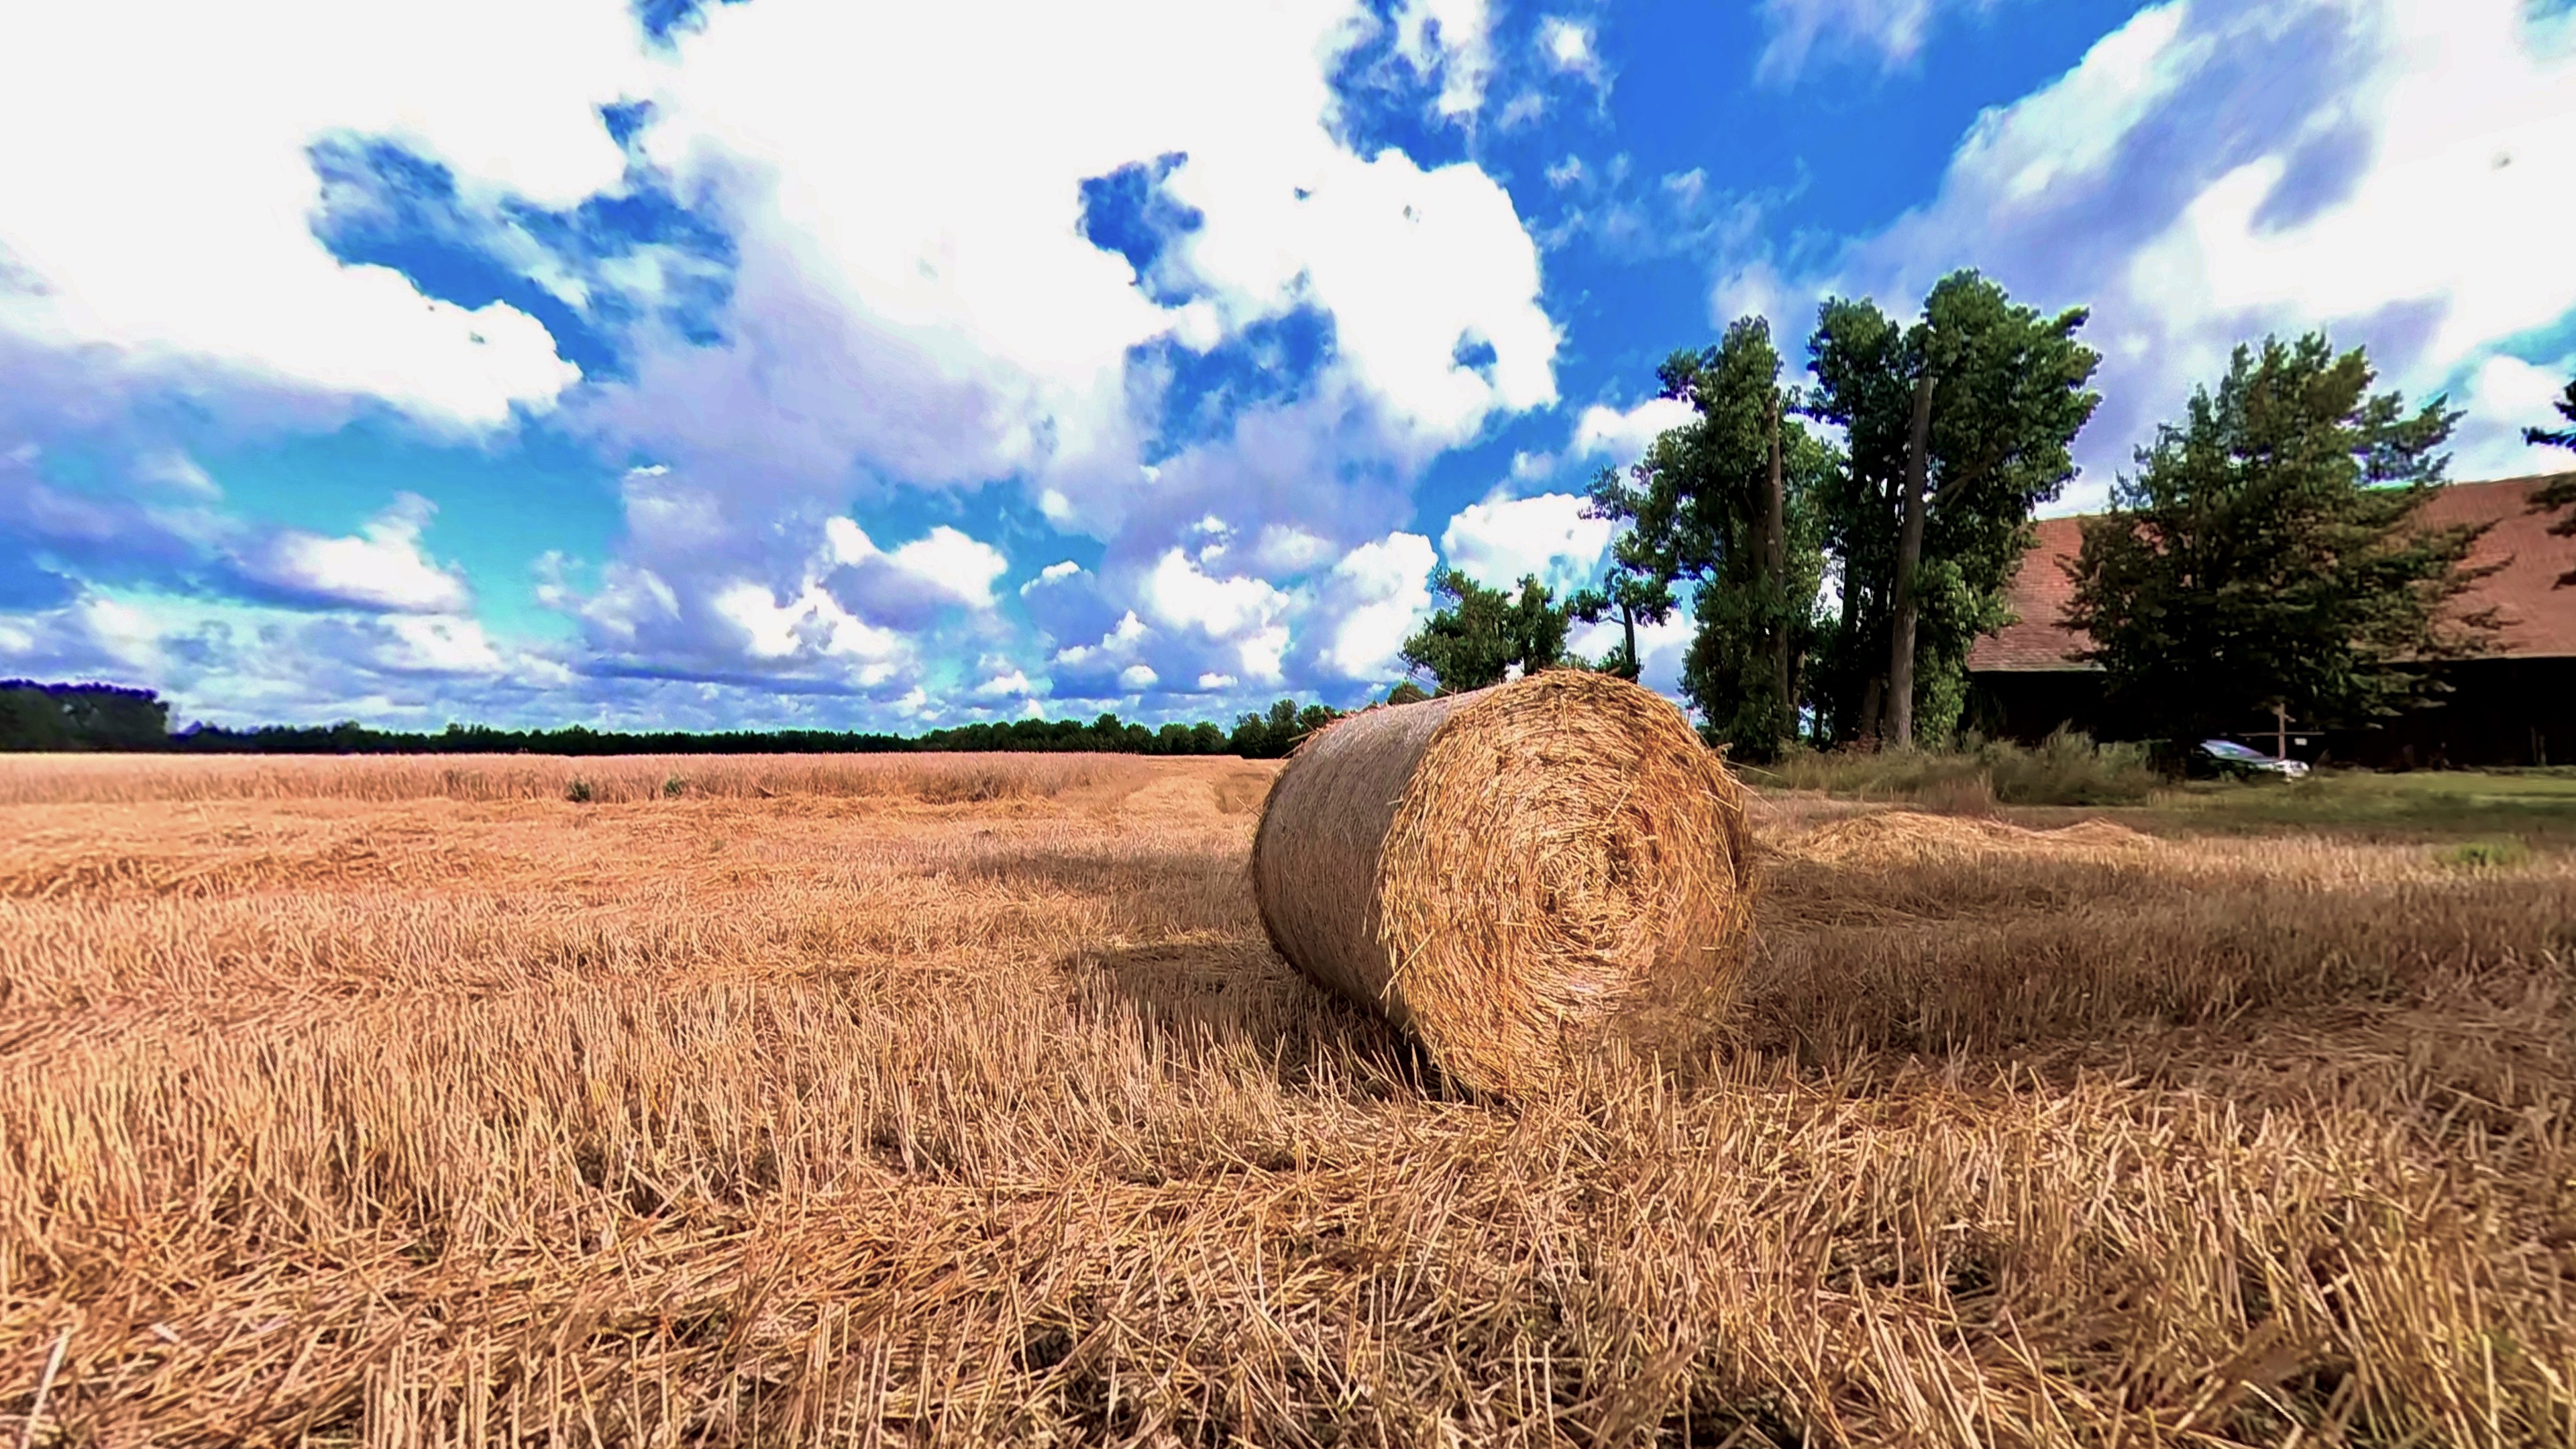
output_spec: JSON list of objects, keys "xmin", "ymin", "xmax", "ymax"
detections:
[
  {"xmin": 1586, "ymin": 316, "xmax": 1831, "ymax": 757},
  {"xmin": 1805, "ymin": 270, "xmax": 2100, "ymax": 747}
]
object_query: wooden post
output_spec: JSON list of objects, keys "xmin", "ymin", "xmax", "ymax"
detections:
[{"xmin": 2275, "ymin": 702, "xmax": 2289, "ymax": 763}]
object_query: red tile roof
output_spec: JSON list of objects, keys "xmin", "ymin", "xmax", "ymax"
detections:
[
  {"xmin": 1969, "ymin": 514, "xmax": 2092, "ymax": 672},
  {"xmin": 1967, "ymin": 474, "xmax": 2576, "ymax": 673}
]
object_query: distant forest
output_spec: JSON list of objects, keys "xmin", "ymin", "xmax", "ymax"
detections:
[{"xmin": 0, "ymin": 680, "xmax": 1346, "ymax": 761}]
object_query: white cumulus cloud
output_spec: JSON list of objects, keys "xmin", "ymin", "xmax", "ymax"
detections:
[
  {"xmin": 1570, "ymin": 395, "xmax": 1697, "ymax": 468},
  {"xmin": 380, "ymin": 614, "xmax": 512, "ymax": 676},
  {"xmin": 1391, "ymin": 0, "xmax": 1499, "ymax": 119},
  {"xmin": 1053, "ymin": 610, "xmax": 1151, "ymax": 668},
  {"xmin": 591, "ymin": 0, "xmax": 1557, "ymax": 529},
  {"xmin": 1316, "ymin": 531, "xmax": 1436, "ymax": 680},
  {"xmin": 1538, "ymin": 16, "xmax": 1606, "ymax": 92},
  {"xmin": 1741, "ymin": 0, "xmax": 2576, "ymax": 506},
  {"xmin": 0, "ymin": 0, "xmax": 630, "ymax": 431},
  {"xmin": 1022, "ymin": 560, "xmax": 1085, "ymax": 595},
  {"xmin": 826, "ymin": 518, "xmax": 1009, "ymax": 610},
  {"xmin": 2120, "ymin": 0, "xmax": 2576, "ymax": 379},
  {"xmin": 2457, "ymin": 352, "xmax": 2576, "ymax": 478},
  {"xmin": 547, "ymin": 0, "xmax": 1558, "ymax": 710},
  {"xmin": 1, "ymin": 0, "xmax": 1572, "ymax": 726},
  {"xmin": 710, "ymin": 580, "xmax": 904, "ymax": 677},
  {"xmin": 248, "ymin": 493, "xmax": 470, "ymax": 614},
  {"xmin": 1440, "ymin": 493, "xmax": 1612, "ymax": 595},
  {"xmin": 1141, "ymin": 548, "xmax": 1293, "ymax": 684}
]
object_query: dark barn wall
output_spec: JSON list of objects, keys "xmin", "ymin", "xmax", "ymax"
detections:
[
  {"xmin": 1967, "ymin": 669, "xmax": 2105, "ymax": 745},
  {"xmin": 2339, "ymin": 657, "xmax": 2576, "ymax": 769},
  {"xmin": 1967, "ymin": 657, "xmax": 2576, "ymax": 767}
]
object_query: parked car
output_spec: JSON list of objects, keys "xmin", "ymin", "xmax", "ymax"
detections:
[{"xmin": 2196, "ymin": 739, "xmax": 2310, "ymax": 780}]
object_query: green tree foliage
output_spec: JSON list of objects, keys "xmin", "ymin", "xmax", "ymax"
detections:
[
  {"xmin": 1805, "ymin": 270, "xmax": 2100, "ymax": 748},
  {"xmin": 2525, "ymin": 376, "xmax": 2575, "ymax": 586},
  {"xmin": 1383, "ymin": 680, "xmax": 1431, "ymax": 706},
  {"xmin": 1399, "ymin": 569, "xmax": 1578, "ymax": 694},
  {"xmin": 1582, "ymin": 317, "xmax": 1831, "ymax": 757},
  {"xmin": 1226, "ymin": 699, "xmax": 1341, "ymax": 758},
  {"xmin": 1567, "ymin": 539, "xmax": 1672, "ymax": 683},
  {"xmin": 2064, "ymin": 333, "xmax": 2499, "ymax": 743},
  {"xmin": 0, "ymin": 680, "xmax": 170, "ymax": 750}
]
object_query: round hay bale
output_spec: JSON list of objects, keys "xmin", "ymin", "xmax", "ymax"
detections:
[{"xmin": 1250, "ymin": 670, "xmax": 1755, "ymax": 1096}]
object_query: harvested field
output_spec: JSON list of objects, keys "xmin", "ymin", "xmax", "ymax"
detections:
[{"xmin": 2, "ymin": 754, "xmax": 2572, "ymax": 1446}]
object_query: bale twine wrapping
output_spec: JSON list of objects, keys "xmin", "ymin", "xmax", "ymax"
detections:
[{"xmin": 1250, "ymin": 670, "xmax": 1755, "ymax": 1096}]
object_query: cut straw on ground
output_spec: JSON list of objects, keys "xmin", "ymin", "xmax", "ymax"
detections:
[{"xmin": 1, "ymin": 752, "xmax": 2571, "ymax": 1445}]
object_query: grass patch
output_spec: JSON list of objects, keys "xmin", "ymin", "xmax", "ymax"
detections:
[
  {"xmin": 2151, "ymin": 769, "xmax": 2576, "ymax": 845},
  {"xmin": 2433, "ymin": 839, "xmax": 2532, "ymax": 870},
  {"xmin": 1750, "ymin": 729, "xmax": 2159, "ymax": 807},
  {"xmin": 1758, "ymin": 740, "xmax": 2576, "ymax": 848}
]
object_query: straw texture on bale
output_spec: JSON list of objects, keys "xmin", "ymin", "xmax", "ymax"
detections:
[{"xmin": 1250, "ymin": 670, "xmax": 1755, "ymax": 1096}]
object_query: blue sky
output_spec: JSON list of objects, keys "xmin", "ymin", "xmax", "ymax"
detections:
[{"xmin": 4, "ymin": 0, "xmax": 2573, "ymax": 731}]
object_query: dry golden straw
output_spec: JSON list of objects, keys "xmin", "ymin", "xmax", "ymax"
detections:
[
  {"xmin": 6, "ymin": 750, "xmax": 2574, "ymax": 1442},
  {"xmin": 1250, "ymin": 669, "xmax": 1754, "ymax": 1096}
]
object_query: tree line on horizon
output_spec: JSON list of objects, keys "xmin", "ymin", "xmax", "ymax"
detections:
[
  {"xmin": 1401, "ymin": 269, "xmax": 2576, "ymax": 758},
  {"xmin": 0, "ymin": 680, "xmax": 1348, "ymax": 759}
]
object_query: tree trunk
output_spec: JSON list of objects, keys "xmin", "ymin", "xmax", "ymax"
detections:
[
  {"xmin": 1765, "ymin": 391, "xmax": 1790, "ymax": 739},
  {"xmin": 1885, "ymin": 368, "xmax": 1936, "ymax": 750},
  {"xmin": 1836, "ymin": 555, "xmax": 1864, "ymax": 741},
  {"xmin": 1859, "ymin": 674, "xmax": 1884, "ymax": 749},
  {"xmin": 1620, "ymin": 600, "xmax": 1639, "ymax": 682}
]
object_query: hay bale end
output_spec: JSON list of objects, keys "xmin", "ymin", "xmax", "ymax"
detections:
[{"xmin": 1250, "ymin": 671, "xmax": 1755, "ymax": 1096}]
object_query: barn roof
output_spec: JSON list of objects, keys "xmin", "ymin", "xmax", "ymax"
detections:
[{"xmin": 1966, "ymin": 474, "xmax": 2576, "ymax": 673}]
